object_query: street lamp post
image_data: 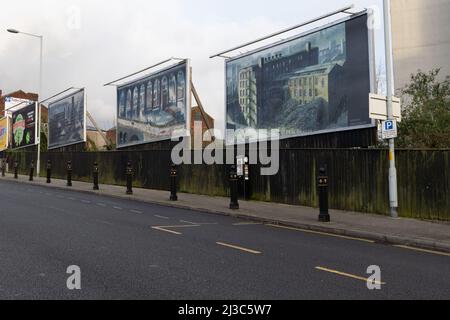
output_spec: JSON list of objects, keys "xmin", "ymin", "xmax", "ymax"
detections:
[
  {"xmin": 383, "ymin": 0, "xmax": 399, "ymax": 218},
  {"xmin": 7, "ymin": 28, "xmax": 43, "ymax": 177}
]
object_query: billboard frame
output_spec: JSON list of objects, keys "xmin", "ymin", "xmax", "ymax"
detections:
[
  {"xmin": 47, "ymin": 88, "xmax": 87, "ymax": 150},
  {"xmin": 224, "ymin": 10, "xmax": 376, "ymax": 146},
  {"xmin": 0, "ymin": 116, "xmax": 10, "ymax": 152},
  {"xmin": 10, "ymin": 101, "xmax": 39, "ymax": 150},
  {"xmin": 116, "ymin": 59, "xmax": 192, "ymax": 149}
]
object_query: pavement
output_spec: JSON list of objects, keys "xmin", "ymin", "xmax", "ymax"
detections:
[
  {"xmin": 2, "ymin": 173, "xmax": 450, "ymax": 255},
  {"xmin": 1, "ymin": 177, "xmax": 450, "ymax": 300}
]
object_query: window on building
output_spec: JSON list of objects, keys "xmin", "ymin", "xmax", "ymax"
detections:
[
  {"xmin": 161, "ymin": 77, "xmax": 168, "ymax": 110},
  {"xmin": 132, "ymin": 87, "xmax": 139, "ymax": 120},
  {"xmin": 146, "ymin": 81, "xmax": 153, "ymax": 112},
  {"xmin": 177, "ymin": 71, "xmax": 185, "ymax": 109},
  {"xmin": 169, "ymin": 74, "xmax": 176, "ymax": 105},
  {"xmin": 126, "ymin": 89, "xmax": 132, "ymax": 119},
  {"xmin": 153, "ymin": 79, "xmax": 160, "ymax": 111}
]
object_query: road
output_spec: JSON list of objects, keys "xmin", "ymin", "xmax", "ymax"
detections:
[{"xmin": 0, "ymin": 179, "xmax": 449, "ymax": 300}]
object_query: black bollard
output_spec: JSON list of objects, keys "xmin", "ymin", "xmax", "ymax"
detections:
[
  {"xmin": 66, "ymin": 160, "xmax": 73, "ymax": 187},
  {"xmin": 318, "ymin": 166, "xmax": 330, "ymax": 222},
  {"xmin": 169, "ymin": 164, "xmax": 178, "ymax": 201},
  {"xmin": 46, "ymin": 160, "xmax": 52, "ymax": 184},
  {"xmin": 93, "ymin": 161, "xmax": 99, "ymax": 190},
  {"xmin": 29, "ymin": 160, "xmax": 35, "ymax": 181},
  {"xmin": 1, "ymin": 159, "xmax": 5, "ymax": 177},
  {"xmin": 126, "ymin": 161, "xmax": 133, "ymax": 195},
  {"xmin": 229, "ymin": 165, "xmax": 239, "ymax": 210},
  {"xmin": 14, "ymin": 160, "xmax": 18, "ymax": 179}
]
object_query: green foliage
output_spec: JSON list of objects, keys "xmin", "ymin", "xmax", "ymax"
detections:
[
  {"xmin": 39, "ymin": 128, "xmax": 48, "ymax": 152},
  {"xmin": 398, "ymin": 69, "xmax": 450, "ymax": 148}
]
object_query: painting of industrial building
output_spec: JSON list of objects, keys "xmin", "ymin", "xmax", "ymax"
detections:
[
  {"xmin": 48, "ymin": 89, "xmax": 86, "ymax": 149},
  {"xmin": 116, "ymin": 60, "xmax": 189, "ymax": 148},
  {"xmin": 226, "ymin": 13, "xmax": 372, "ymax": 141}
]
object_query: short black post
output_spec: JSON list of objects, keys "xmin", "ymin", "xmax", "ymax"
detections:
[
  {"xmin": 93, "ymin": 161, "xmax": 99, "ymax": 190},
  {"xmin": 229, "ymin": 165, "xmax": 239, "ymax": 210},
  {"xmin": 46, "ymin": 160, "xmax": 52, "ymax": 184},
  {"xmin": 1, "ymin": 159, "xmax": 5, "ymax": 177},
  {"xmin": 29, "ymin": 160, "xmax": 35, "ymax": 181},
  {"xmin": 126, "ymin": 160, "xmax": 133, "ymax": 195},
  {"xmin": 169, "ymin": 164, "xmax": 178, "ymax": 201},
  {"xmin": 318, "ymin": 166, "xmax": 330, "ymax": 222},
  {"xmin": 66, "ymin": 160, "xmax": 73, "ymax": 187},
  {"xmin": 14, "ymin": 160, "xmax": 18, "ymax": 179}
]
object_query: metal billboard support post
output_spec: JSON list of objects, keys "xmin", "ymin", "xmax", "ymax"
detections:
[{"xmin": 383, "ymin": 0, "xmax": 398, "ymax": 218}]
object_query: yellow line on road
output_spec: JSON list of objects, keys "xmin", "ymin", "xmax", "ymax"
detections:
[
  {"xmin": 156, "ymin": 225, "xmax": 201, "ymax": 229},
  {"xmin": 151, "ymin": 224, "xmax": 201, "ymax": 235},
  {"xmin": 152, "ymin": 227, "xmax": 182, "ymax": 235},
  {"xmin": 315, "ymin": 266, "xmax": 386, "ymax": 285},
  {"xmin": 216, "ymin": 242, "xmax": 261, "ymax": 255},
  {"xmin": 393, "ymin": 245, "xmax": 450, "ymax": 257},
  {"xmin": 233, "ymin": 222, "xmax": 263, "ymax": 226},
  {"xmin": 267, "ymin": 224, "xmax": 375, "ymax": 243},
  {"xmin": 180, "ymin": 220, "xmax": 218, "ymax": 226}
]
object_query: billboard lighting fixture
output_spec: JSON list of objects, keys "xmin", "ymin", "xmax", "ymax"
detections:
[
  {"xmin": 103, "ymin": 57, "xmax": 187, "ymax": 87},
  {"xmin": 210, "ymin": 4, "xmax": 356, "ymax": 59}
]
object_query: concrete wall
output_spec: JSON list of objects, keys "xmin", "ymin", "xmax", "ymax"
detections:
[{"xmin": 391, "ymin": 0, "xmax": 450, "ymax": 90}]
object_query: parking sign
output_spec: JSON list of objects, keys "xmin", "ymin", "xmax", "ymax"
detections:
[{"xmin": 381, "ymin": 120, "xmax": 398, "ymax": 140}]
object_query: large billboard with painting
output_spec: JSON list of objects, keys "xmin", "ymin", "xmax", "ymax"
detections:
[
  {"xmin": 226, "ymin": 12, "xmax": 374, "ymax": 143},
  {"xmin": 48, "ymin": 89, "xmax": 86, "ymax": 150},
  {"xmin": 11, "ymin": 102, "xmax": 38, "ymax": 149},
  {"xmin": 0, "ymin": 117, "xmax": 8, "ymax": 152},
  {"xmin": 116, "ymin": 60, "xmax": 190, "ymax": 148}
]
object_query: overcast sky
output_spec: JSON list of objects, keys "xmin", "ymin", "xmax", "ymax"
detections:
[{"xmin": 0, "ymin": 0, "xmax": 386, "ymax": 130}]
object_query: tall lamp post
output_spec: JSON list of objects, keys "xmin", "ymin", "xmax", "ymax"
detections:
[
  {"xmin": 7, "ymin": 28, "xmax": 43, "ymax": 176},
  {"xmin": 382, "ymin": 0, "xmax": 398, "ymax": 218}
]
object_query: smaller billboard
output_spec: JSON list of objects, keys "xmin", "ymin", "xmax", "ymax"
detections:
[
  {"xmin": 11, "ymin": 102, "xmax": 38, "ymax": 149},
  {"xmin": 0, "ymin": 117, "xmax": 9, "ymax": 152},
  {"xmin": 48, "ymin": 89, "xmax": 86, "ymax": 150},
  {"xmin": 116, "ymin": 60, "xmax": 191, "ymax": 148}
]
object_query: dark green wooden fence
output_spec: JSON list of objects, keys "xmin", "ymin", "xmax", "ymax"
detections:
[{"xmin": 4, "ymin": 148, "xmax": 449, "ymax": 221}]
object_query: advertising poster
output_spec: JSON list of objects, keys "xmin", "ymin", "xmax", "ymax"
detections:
[
  {"xmin": 48, "ymin": 89, "xmax": 86, "ymax": 150},
  {"xmin": 226, "ymin": 13, "xmax": 373, "ymax": 142},
  {"xmin": 116, "ymin": 60, "xmax": 190, "ymax": 148},
  {"xmin": 0, "ymin": 117, "xmax": 8, "ymax": 152},
  {"xmin": 11, "ymin": 102, "xmax": 37, "ymax": 149}
]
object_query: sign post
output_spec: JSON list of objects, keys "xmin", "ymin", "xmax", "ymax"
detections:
[{"xmin": 384, "ymin": 0, "xmax": 399, "ymax": 218}]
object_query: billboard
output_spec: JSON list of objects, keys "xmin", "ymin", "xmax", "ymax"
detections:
[
  {"xmin": 11, "ymin": 102, "xmax": 38, "ymax": 149},
  {"xmin": 0, "ymin": 117, "xmax": 8, "ymax": 152},
  {"xmin": 48, "ymin": 89, "xmax": 86, "ymax": 150},
  {"xmin": 226, "ymin": 12, "xmax": 374, "ymax": 143},
  {"xmin": 116, "ymin": 60, "xmax": 191, "ymax": 148}
]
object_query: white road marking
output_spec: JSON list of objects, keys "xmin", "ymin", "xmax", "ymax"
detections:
[
  {"xmin": 96, "ymin": 203, "xmax": 106, "ymax": 207},
  {"xmin": 155, "ymin": 215, "xmax": 170, "ymax": 220},
  {"xmin": 131, "ymin": 210, "xmax": 143, "ymax": 214},
  {"xmin": 180, "ymin": 220, "xmax": 218, "ymax": 226},
  {"xmin": 113, "ymin": 206, "xmax": 123, "ymax": 210},
  {"xmin": 81, "ymin": 200, "xmax": 91, "ymax": 204}
]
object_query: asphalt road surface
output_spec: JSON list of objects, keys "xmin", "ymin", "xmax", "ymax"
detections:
[{"xmin": 0, "ymin": 179, "xmax": 449, "ymax": 300}]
